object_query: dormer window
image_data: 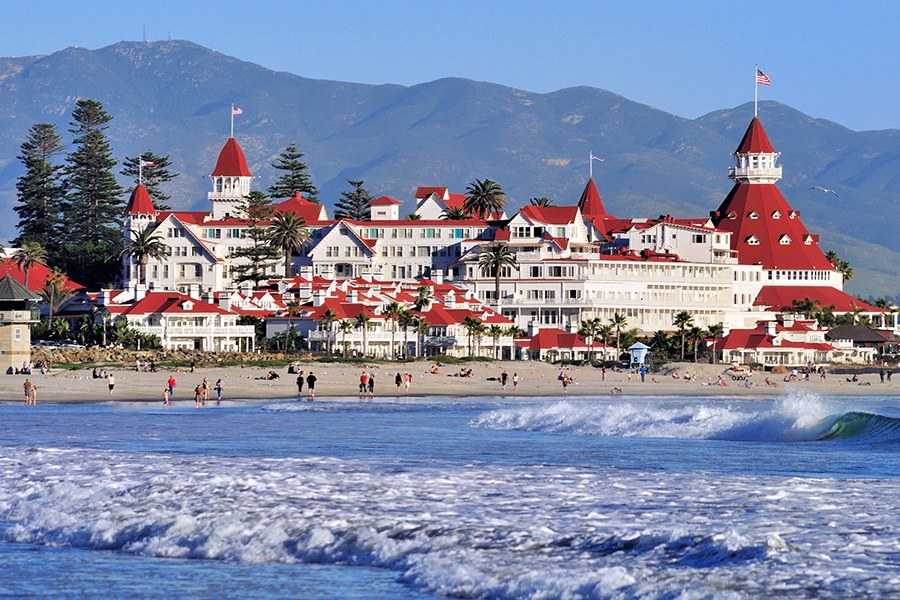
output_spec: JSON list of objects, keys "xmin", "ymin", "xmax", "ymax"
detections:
[
  {"xmin": 745, "ymin": 235, "xmax": 760, "ymax": 245},
  {"xmin": 726, "ymin": 211, "xmax": 737, "ymax": 220},
  {"xmin": 748, "ymin": 211, "xmax": 759, "ymax": 219},
  {"xmin": 181, "ymin": 301, "xmax": 194, "ymax": 310},
  {"xmin": 789, "ymin": 211, "xmax": 798, "ymax": 219},
  {"xmin": 804, "ymin": 235, "xmax": 814, "ymax": 245},
  {"xmin": 771, "ymin": 210, "xmax": 781, "ymax": 219},
  {"xmin": 779, "ymin": 235, "xmax": 791, "ymax": 245}
]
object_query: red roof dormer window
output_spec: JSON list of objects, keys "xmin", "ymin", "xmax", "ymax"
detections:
[
  {"xmin": 746, "ymin": 235, "xmax": 760, "ymax": 245},
  {"xmin": 772, "ymin": 210, "xmax": 781, "ymax": 219},
  {"xmin": 779, "ymin": 235, "xmax": 791, "ymax": 245},
  {"xmin": 748, "ymin": 211, "xmax": 759, "ymax": 219}
]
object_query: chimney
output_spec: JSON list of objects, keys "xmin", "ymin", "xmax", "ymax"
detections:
[
  {"xmin": 134, "ymin": 283, "xmax": 147, "ymax": 302},
  {"xmin": 98, "ymin": 289, "xmax": 111, "ymax": 307},
  {"xmin": 782, "ymin": 316, "xmax": 794, "ymax": 328},
  {"xmin": 765, "ymin": 321, "xmax": 777, "ymax": 336},
  {"xmin": 566, "ymin": 319, "xmax": 577, "ymax": 334},
  {"xmin": 528, "ymin": 320, "xmax": 540, "ymax": 337},
  {"xmin": 433, "ymin": 270, "xmax": 444, "ymax": 285},
  {"xmin": 299, "ymin": 265, "xmax": 313, "ymax": 279},
  {"xmin": 312, "ymin": 290, "xmax": 325, "ymax": 307},
  {"xmin": 219, "ymin": 294, "xmax": 232, "ymax": 312},
  {"xmin": 188, "ymin": 283, "xmax": 201, "ymax": 300}
]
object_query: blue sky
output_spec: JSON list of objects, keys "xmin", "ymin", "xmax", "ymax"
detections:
[{"xmin": 5, "ymin": 0, "xmax": 898, "ymax": 131}]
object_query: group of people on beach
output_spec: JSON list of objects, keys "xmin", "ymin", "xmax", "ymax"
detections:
[
  {"xmin": 160, "ymin": 375, "xmax": 224, "ymax": 408},
  {"xmin": 295, "ymin": 371, "xmax": 317, "ymax": 400}
]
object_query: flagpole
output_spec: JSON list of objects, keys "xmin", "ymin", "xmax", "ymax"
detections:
[
  {"xmin": 138, "ymin": 154, "xmax": 143, "ymax": 185},
  {"xmin": 589, "ymin": 150, "xmax": 593, "ymax": 179},
  {"xmin": 754, "ymin": 64, "xmax": 758, "ymax": 118},
  {"xmin": 230, "ymin": 103, "xmax": 234, "ymax": 138}
]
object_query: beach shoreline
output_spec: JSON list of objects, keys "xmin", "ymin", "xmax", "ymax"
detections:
[{"xmin": 3, "ymin": 360, "xmax": 896, "ymax": 405}]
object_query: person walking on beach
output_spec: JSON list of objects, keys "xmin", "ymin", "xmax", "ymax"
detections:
[
  {"xmin": 601, "ymin": 366, "xmax": 606, "ymax": 381},
  {"xmin": 501, "ymin": 370, "xmax": 508, "ymax": 389},
  {"xmin": 513, "ymin": 372, "xmax": 519, "ymax": 392},
  {"xmin": 194, "ymin": 384, "xmax": 203, "ymax": 408},
  {"xmin": 23, "ymin": 379, "xmax": 36, "ymax": 405},
  {"xmin": 359, "ymin": 371, "xmax": 369, "ymax": 397},
  {"xmin": 561, "ymin": 373, "xmax": 569, "ymax": 394},
  {"xmin": 202, "ymin": 377, "xmax": 211, "ymax": 403},
  {"xmin": 306, "ymin": 372, "xmax": 317, "ymax": 400},
  {"xmin": 395, "ymin": 372, "xmax": 402, "ymax": 391},
  {"xmin": 367, "ymin": 372, "xmax": 375, "ymax": 396},
  {"xmin": 215, "ymin": 378, "xmax": 224, "ymax": 404},
  {"xmin": 162, "ymin": 387, "xmax": 171, "ymax": 407},
  {"xmin": 296, "ymin": 370, "xmax": 305, "ymax": 396},
  {"xmin": 640, "ymin": 366, "xmax": 646, "ymax": 383},
  {"xmin": 404, "ymin": 372, "xmax": 412, "ymax": 392},
  {"xmin": 107, "ymin": 372, "xmax": 116, "ymax": 395},
  {"xmin": 168, "ymin": 376, "xmax": 176, "ymax": 398}
]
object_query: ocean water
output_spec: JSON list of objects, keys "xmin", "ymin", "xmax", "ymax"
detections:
[{"xmin": 0, "ymin": 391, "xmax": 898, "ymax": 599}]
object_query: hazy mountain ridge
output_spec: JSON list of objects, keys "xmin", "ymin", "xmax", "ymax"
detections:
[{"xmin": 0, "ymin": 40, "xmax": 897, "ymax": 296}]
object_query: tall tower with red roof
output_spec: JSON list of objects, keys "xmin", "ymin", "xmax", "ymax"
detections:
[
  {"xmin": 711, "ymin": 117, "xmax": 838, "ymax": 286},
  {"xmin": 209, "ymin": 137, "xmax": 253, "ymax": 220},
  {"xmin": 122, "ymin": 183, "xmax": 160, "ymax": 286}
]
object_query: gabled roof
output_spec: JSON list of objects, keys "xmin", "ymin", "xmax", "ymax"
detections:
[
  {"xmin": 577, "ymin": 178, "xmax": 608, "ymax": 219},
  {"xmin": 211, "ymin": 138, "xmax": 252, "ymax": 177},
  {"xmin": 519, "ymin": 205, "xmax": 579, "ymax": 225},
  {"xmin": 0, "ymin": 259, "xmax": 84, "ymax": 292},
  {"xmin": 124, "ymin": 184, "xmax": 157, "ymax": 215},
  {"xmin": 415, "ymin": 187, "xmax": 449, "ymax": 200},
  {"xmin": 826, "ymin": 324, "xmax": 889, "ymax": 343},
  {"xmin": 753, "ymin": 286, "xmax": 882, "ymax": 313},
  {"xmin": 518, "ymin": 328, "xmax": 592, "ymax": 351},
  {"xmin": 735, "ymin": 117, "xmax": 776, "ymax": 154},
  {"xmin": 275, "ymin": 192, "xmax": 328, "ymax": 224},
  {"xmin": 712, "ymin": 183, "xmax": 833, "ymax": 270},
  {"xmin": 370, "ymin": 195, "xmax": 402, "ymax": 206},
  {"xmin": 121, "ymin": 292, "xmax": 233, "ymax": 316}
]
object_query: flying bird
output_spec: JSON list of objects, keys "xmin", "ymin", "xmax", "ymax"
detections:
[{"xmin": 810, "ymin": 186, "xmax": 839, "ymax": 198}]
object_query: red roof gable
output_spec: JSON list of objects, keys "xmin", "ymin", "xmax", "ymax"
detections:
[
  {"xmin": 519, "ymin": 205, "xmax": 579, "ymax": 225},
  {"xmin": 577, "ymin": 178, "xmax": 608, "ymax": 219},
  {"xmin": 735, "ymin": 117, "xmax": 776, "ymax": 154},
  {"xmin": 275, "ymin": 192, "xmax": 327, "ymax": 224},
  {"xmin": 753, "ymin": 286, "xmax": 882, "ymax": 313},
  {"xmin": 712, "ymin": 183, "xmax": 834, "ymax": 270},
  {"xmin": 370, "ymin": 195, "xmax": 402, "ymax": 206},
  {"xmin": 211, "ymin": 138, "xmax": 252, "ymax": 177},
  {"xmin": 416, "ymin": 187, "xmax": 449, "ymax": 200},
  {"xmin": 0, "ymin": 259, "xmax": 84, "ymax": 292},
  {"xmin": 122, "ymin": 292, "xmax": 232, "ymax": 316},
  {"xmin": 124, "ymin": 184, "xmax": 157, "ymax": 215},
  {"xmin": 522, "ymin": 328, "xmax": 591, "ymax": 351}
]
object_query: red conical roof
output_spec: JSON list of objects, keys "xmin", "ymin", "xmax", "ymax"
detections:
[
  {"xmin": 713, "ymin": 183, "xmax": 833, "ymax": 270},
  {"xmin": 211, "ymin": 137, "xmax": 252, "ymax": 177},
  {"xmin": 577, "ymin": 178, "xmax": 608, "ymax": 218},
  {"xmin": 735, "ymin": 117, "xmax": 776, "ymax": 154},
  {"xmin": 124, "ymin": 184, "xmax": 157, "ymax": 215}
]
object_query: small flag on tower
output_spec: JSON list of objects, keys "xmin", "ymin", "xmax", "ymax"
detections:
[
  {"xmin": 590, "ymin": 153, "xmax": 605, "ymax": 162},
  {"xmin": 140, "ymin": 160, "xmax": 155, "ymax": 168},
  {"xmin": 756, "ymin": 68, "xmax": 771, "ymax": 86},
  {"xmin": 231, "ymin": 106, "xmax": 244, "ymax": 116}
]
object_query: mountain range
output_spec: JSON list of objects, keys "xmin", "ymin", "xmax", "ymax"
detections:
[{"xmin": 0, "ymin": 40, "xmax": 897, "ymax": 297}]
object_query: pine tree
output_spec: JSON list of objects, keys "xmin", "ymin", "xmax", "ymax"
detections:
[
  {"xmin": 267, "ymin": 144, "xmax": 319, "ymax": 202},
  {"xmin": 60, "ymin": 99, "xmax": 124, "ymax": 286},
  {"xmin": 333, "ymin": 179, "xmax": 374, "ymax": 221},
  {"xmin": 120, "ymin": 151, "xmax": 178, "ymax": 211},
  {"xmin": 12, "ymin": 124, "xmax": 66, "ymax": 250},
  {"xmin": 230, "ymin": 191, "xmax": 281, "ymax": 286}
]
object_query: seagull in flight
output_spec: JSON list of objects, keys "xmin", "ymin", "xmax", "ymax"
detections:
[{"xmin": 810, "ymin": 186, "xmax": 839, "ymax": 198}]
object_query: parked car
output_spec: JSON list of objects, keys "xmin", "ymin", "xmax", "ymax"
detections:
[{"xmin": 723, "ymin": 367, "xmax": 751, "ymax": 381}]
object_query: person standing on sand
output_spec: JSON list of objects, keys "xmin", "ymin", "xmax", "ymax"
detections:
[
  {"xmin": 163, "ymin": 387, "xmax": 171, "ymax": 407},
  {"xmin": 296, "ymin": 371, "xmax": 305, "ymax": 396},
  {"xmin": 23, "ymin": 379, "xmax": 36, "ymax": 405},
  {"xmin": 395, "ymin": 372, "xmax": 402, "ymax": 391},
  {"xmin": 513, "ymin": 372, "xmax": 519, "ymax": 392},
  {"xmin": 194, "ymin": 384, "xmax": 203, "ymax": 408},
  {"xmin": 168, "ymin": 376, "xmax": 176, "ymax": 398},
  {"xmin": 215, "ymin": 378, "xmax": 224, "ymax": 404},
  {"xmin": 107, "ymin": 372, "xmax": 116, "ymax": 395},
  {"xmin": 306, "ymin": 372, "xmax": 317, "ymax": 400},
  {"xmin": 359, "ymin": 371, "xmax": 369, "ymax": 397},
  {"xmin": 202, "ymin": 377, "xmax": 211, "ymax": 403},
  {"xmin": 367, "ymin": 372, "xmax": 375, "ymax": 396},
  {"xmin": 404, "ymin": 372, "xmax": 412, "ymax": 392},
  {"xmin": 501, "ymin": 370, "xmax": 508, "ymax": 389}
]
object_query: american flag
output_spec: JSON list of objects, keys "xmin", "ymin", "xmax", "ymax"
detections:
[{"xmin": 756, "ymin": 68, "xmax": 771, "ymax": 86}]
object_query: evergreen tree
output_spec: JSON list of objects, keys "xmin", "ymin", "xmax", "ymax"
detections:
[
  {"xmin": 12, "ymin": 124, "xmax": 66, "ymax": 249},
  {"xmin": 231, "ymin": 191, "xmax": 280, "ymax": 286},
  {"xmin": 267, "ymin": 144, "xmax": 319, "ymax": 202},
  {"xmin": 60, "ymin": 99, "xmax": 124, "ymax": 286},
  {"xmin": 120, "ymin": 151, "xmax": 178, "ymax": 211},
  {"xmin": 333, "ymin": 179, "xmax": 374, "ymax": 221}
]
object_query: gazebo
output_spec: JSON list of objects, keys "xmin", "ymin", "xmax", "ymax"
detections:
[{"xmin": 0, "ymin": 274, "xmax": 41, "ymax": 373}]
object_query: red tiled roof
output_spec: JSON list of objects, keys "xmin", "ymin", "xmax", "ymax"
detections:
[
  {"xmin": 370, "ymin": 195, "xmax": 402, "ymax": 206},
  {"xmin": 577, "ymin": 178, "xmax": 608, "ymax": 219},
  {"xmin": 211, "ymin": 138, "xmax": 252, "ymax": 177},
  {"xmin": 275, "ymin": 192, "xmax": 328, "ymax": 225},
  {"xmin": 0, "ymin": 258, "xmax": 84, "ymax": 291},
  {"xmin": 735, "ymin": 117, "xmax": 776, "ymax": 154},
  {"xmin": 124, "ymin": 184, "xmax": 157, "ymax": 215},
  {"xmin": 712, "ymin": 183, "xmax": 834, "ymax": 270},
  {"xmin": 157, "ymin": 211, "xmax": 210, "ymax": 225},
  {"xmin": 521, "ymin": 328, "xmax": 591, "ymax": 351},
  {"xmin": 122, "ymin": 292, "xmax": 232, "ymax": 316},
  {"xmin": 753, "ymin": 286, "xmax": 883, "ymax": 313},
  {"xmin": 519, "ymin": 205, "xmax": 579, "ymax": 225},
  {"xmin": 415, "ymin": 187, "xmax": 449, "ymax": 200}
]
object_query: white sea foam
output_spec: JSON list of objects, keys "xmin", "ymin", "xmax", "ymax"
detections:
[
  {"xmin": 0, "ymin": 445, "xmax": 899, "ymax": 598},
  {"xmin": 469, "ymin": 391, "xmax": 844, "ymax": 442}
]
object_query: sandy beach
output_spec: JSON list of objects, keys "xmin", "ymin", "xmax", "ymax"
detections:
[{"xmin": 2, "ymin": 360, "xmax": 896, "ymax": 404}]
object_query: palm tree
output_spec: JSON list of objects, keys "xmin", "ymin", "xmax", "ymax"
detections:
[
  {"xmin": 119, "ymin": 229, "xmax": 167, "ymax": 286},
  {"xmin": 398, "ymin": 309, "xmax": 414, "ymax": 359},
  {"xmin": 12, "ymin": 241, "xmax": 48, "ymax": 289},
  {"xmin": 463, "ymin": 316, "xmax": 482, "ymax": 357},
  {"xmin": 414, "ymin": 286, "xmax": 433, "ymax": 311},
  {"xmin": 39, "ymin": 267, "xmax": 74, "ymax": 319},
  {"xmin": 597, "ymin": 323, "xmax": 614, "ymax": 362},
  {"xmin": 825, "ymin": 250, "xmax": 853, "ymax": 283},
  {"xmin": 338, "ymin": 320, "xmax": 354, "ymax": 357},
  {"xmin": 529, "ymin": 196, "xmax": 555, "ymax": 207},
  {"xmin": 464, "ymin": 178, "xmax": 506, "ymax": 219},
  {"xmin": 270, "ymin": 211, "xmax": 309, "ymax": 278},
  {"xmin": 578, "ymin": 317, "xmax": 602, "ymax": 361},
  {"xmin": 383, "ymin": 301, "xmax": 403, "ymax": 359},
  {"xmin": 413, "ymin": 315, "xmax": 430, "ymax": 357},
  {"xmin": 673, "ymin": 310, "xmax": 694, "ymax": 360},
  {"xmin": 355, "ymin": 312, "xmax": 371, "ymax": 357},
  {"xmin": 488, "ymin": 324, "xmax": 505, "ymax": 359},
  {"xmin": 649, "ymin": 330, "xmax": 673, "ymax": 360},
  {"xmin": 478, "ymin": 242, "xmax": 518, "ymax": 307},
  {"xmin": 318, "ymin": 308, "xmax": 338, "ymax": 354},
  {"xmin": 688, "ymin": 326, "xmax": 707, "ymax": 362},
  {"xmin": 440, "ymin": 206, "xmax": 473, "ymax": 220},
  {"xmin": 610, "ymin": 312, "xmax": 628, "ymax": 362},
  {"xmin": 707, "ymin": 323, "xmax": 724, "ymax": 364},
  {"xmin": 405, "ymin": 212, "xmax": 422, "ymax": 220}
]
